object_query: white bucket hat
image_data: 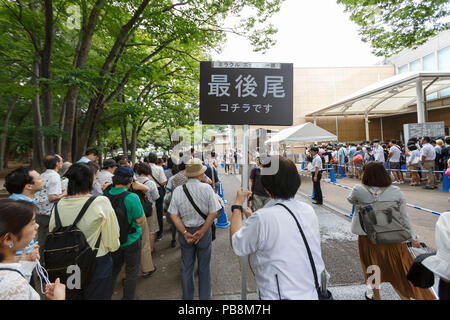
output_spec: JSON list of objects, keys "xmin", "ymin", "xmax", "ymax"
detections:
[
  {"xmin": 422, "ymin": 212, "xmax": 450, "ymax": 281},
  {"xmin": 185, "ymin": 158, "xmax": 207, "ymax": 178}
]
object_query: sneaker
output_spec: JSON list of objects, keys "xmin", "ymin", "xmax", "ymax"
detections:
[
  {"xmin": 170, "ymin": 240, "xmax": 176, "ymax": 248},
  {"xmin": 156, "ymin": 235, "xmax": 163, "ymax": 241},
  {"xmin": 422, "ymin": 186, "xmax": 435, "ymax": 190}
]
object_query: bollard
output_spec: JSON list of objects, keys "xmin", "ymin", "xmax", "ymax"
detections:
[
  {"xmin": 349, "ymin": 204, "xmax": 355, "ymax": 218},
  {"xmin": 338, "ymin": 165, "xmax": 345, "ymax": 178},
  {"xmin": 302, "ymin": 161, "xmax": 306, "ymax": 170},
  {"xmin": 310, "ymin": 184, "xmax": 315, "ymax": 199},
  {"xmin": 441, "ymin": 169, "xmax": 450, "ymax": 193},
  {"xmin": 221, "ymin": 160, "xmax": 225, "ymax": 169},
  {"xmin": 216, "ymin": 181, "xmax": 230, "ymax": 229},
  {"xmin": 329, "ymin": 166, "xmax": 337, "ymax": 183}
]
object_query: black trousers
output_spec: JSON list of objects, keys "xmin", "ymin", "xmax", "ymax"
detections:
[
  {"xmin": 156, "ymin": 187, "xmax": 165, "ymax": 238},
  {"xmin": 312, "ymin": 171, "xmax": 323, "ymax": 204}
]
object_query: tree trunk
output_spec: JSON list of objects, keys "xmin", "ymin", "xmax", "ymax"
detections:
[
  {"xmin": 56, "ymin": 99, "xmax": 65, "ymax": 155},
  {"xmin": 130, "ymin": 123, "xmax": 137, "ymax": 165},
  {"xmin": 121, "ymin": 120, "xmax": 128, "ymax": 156},
  {"xmin": 41, "ymin": 0, "xmax": 54, "ymax": 155},
  {"xmin": 31, "ymin": 58, "xmax": 45, "ymax": 170},
  {"xmin": 76, "ymin": 0, "xmax": 151, "ymax": 157},
  {"xmin": 0, "ymin": 95, "xmax": 19, "ymax": 170},
  {"xmin": 62, "ymin": 0, "xmax": 106, "ymax": 162}
]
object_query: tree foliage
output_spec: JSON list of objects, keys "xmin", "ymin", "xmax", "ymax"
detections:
[{"xmin": 338, "ymin": 0, "xmax": 450, "ymax": 57}]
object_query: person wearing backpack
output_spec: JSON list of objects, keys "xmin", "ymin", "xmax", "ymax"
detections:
[
  {"xmin": 134, "ymin": 162, "xmax": 160, "ymax": 278},
  {"xmin": 104, "ymin": 166, "xmax": 145, "ymax": 300},
  {"xmin": 46, "ymin": 162, "xmax": 120, "ymax": 300},
  {"xmin": 347, "ymin": 162, "xmax": 435, "ymax": 300}
]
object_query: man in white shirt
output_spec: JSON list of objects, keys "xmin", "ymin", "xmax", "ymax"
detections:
[
  {"xmin": 372, "ymin": 139, "xmax": 385, "ymax": 162},
  {"xmin": 168, "ymin": 158, "xmax": 221, "ymax": 300},
  {"xmin": 34, "ymin": 155, "xmax": 67, "ymax": 263},
  {"xmin": 388, "ymin": 140, "xmax": 404, "ymax": 184},
  {"xmin": 420, "ymin": 136, "xmax": 437, "ymax": 189},
  {"xmin": 97, "ymin": 159, "xmax": 118, "ymax": 187},
  {"xmin": 77, "ymin": 148, "xmax": 99, "ymax": 163},
  {"xmin": 147, "ymin": 152, "xmax": 167, "ymax": 240},
  {"xmin": 310, "ymin": 147, "xmax": 323, "ymax": 205}
]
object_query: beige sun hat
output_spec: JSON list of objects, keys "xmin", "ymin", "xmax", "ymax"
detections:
[
  {"xmin": 422, "ymin": 212, "xmax": 450, "ymax": 281},
  {"xmin": 185, "ymin": 158, "xmax": 207, "ymax": 178}
]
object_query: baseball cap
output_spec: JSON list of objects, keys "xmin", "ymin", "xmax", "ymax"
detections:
[{"xmin": 114, "ymin": 166, "xmax": 135, "ymax": 178}]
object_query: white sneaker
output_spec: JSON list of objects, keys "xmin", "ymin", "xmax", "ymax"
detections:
[{"xmin": 392, "ymin": 181, "xmax": 399, "ymax": 184}]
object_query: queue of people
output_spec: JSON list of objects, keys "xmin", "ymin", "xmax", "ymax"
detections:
[
  {"xmin": 303, "ymin": 136, "xmax": 450, "ymax": 189},
  {"xmin": 1, "ymin": 146, "xmax": 448, "ymax": 301}
]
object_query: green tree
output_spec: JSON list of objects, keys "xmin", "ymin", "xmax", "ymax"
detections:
[{"xmin": 338, "ymin": 0, "xmax": 450, "ymax": 57}]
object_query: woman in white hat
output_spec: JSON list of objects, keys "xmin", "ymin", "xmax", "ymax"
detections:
[{"xmin": 421, "ymin": 212, "xmax": 450, "ymax": 300}]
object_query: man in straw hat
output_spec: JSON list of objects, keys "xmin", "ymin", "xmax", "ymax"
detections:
[{"xmin": 168, "ymin": 158, "xmax": 222, "ymax": 300}]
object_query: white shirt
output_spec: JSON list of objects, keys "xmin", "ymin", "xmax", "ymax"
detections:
[
  {"xmin": 97, "ymin": 169, "xmax": 114, "ymax": 186},
  {"xmin": 35, "ymin": 169, "xmax": 62, "ymax": 216},
  {"xmin": 148, "ymin": 163, "xmax": 167, "ymax": 187},
  {"xmin": 168, "ymin": 179, "xmax": 221, "ymax": 227},
  {"xmin": 420, "ymin": 143, "xmax": 436, "ymax": 161},
  {"xmin": 232, "ymin": 198, "xmax": 325, "ymax": 300},
  {"xmin": 0, "ymin": 261, "xmax": 39, "ymax": 300},
  {"xmin": 389, "ymin": 145, "xmax": 401, "ymax": 162},
  {"xmin": 136, "ymin": 176, "xmax": 160, "ymax": 204},
  {"xmin": 373, "ymin": 144, "xmax": 384, "ymax": 162},
  {"xmin": 311, "ymin": 154, "xmax": 323, "ymax": 172}
]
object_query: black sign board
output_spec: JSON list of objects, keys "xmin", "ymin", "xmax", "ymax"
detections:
[{"xmin": 200, "ymin": 61, "xmax": 293, "ymax": 125}]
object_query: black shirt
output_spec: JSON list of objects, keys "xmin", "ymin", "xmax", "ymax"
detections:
[{"xmin": 250, "ymin": 167, "xmax": 270, "ymax": 197}]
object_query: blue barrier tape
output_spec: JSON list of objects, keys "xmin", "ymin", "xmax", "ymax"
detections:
[{"xmin": 298, "ymin": 170, "xmax": 442, "ymax": 216}]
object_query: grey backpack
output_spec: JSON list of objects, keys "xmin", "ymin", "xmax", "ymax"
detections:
[{"xmin": 358, "ymin": 186, "xmax": 411, "ymax": 244}]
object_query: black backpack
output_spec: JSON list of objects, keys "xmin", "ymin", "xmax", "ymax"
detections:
[
  {"xmin": 130, "ymin": 180, "xmax": 153, "ymax": 218},
  {"xmin": 103, "ymin": 190, "xmax": 136, "ymax": 244},
  {"xmin": 44, "ymin": 196, "xmax": 100, "ymax": 300}
]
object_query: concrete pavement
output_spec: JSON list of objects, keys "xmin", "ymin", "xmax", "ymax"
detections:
[{"xmin": 112, "ymin": 168, "xmax": 438, "ymax": 300}]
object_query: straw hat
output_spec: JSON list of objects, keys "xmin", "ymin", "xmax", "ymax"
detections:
[
  {"xmin": 422, "ymin": 212, "xmax": 450, "ymax": 281},
  {"xmin": 185, "ymin": 158, "xmax": 207, "ymax": 178}
]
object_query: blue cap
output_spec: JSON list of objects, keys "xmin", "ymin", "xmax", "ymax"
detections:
[{"xmin": 114, "ymin": 166, "xmax": 135, "ymax": 177}]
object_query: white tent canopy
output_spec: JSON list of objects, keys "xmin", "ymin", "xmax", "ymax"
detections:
[{"xmin": 265, "ymin": 122, "xmax": 337, "ymax": 144}]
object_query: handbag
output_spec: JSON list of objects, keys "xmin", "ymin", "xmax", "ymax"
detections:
[
  {"xmin": 276, "ymin": 203, "xmax": 333, "ymax": 300},
  {"xmin": 182, "ymin": 184, "xmax": 216, "ymax": 241}
]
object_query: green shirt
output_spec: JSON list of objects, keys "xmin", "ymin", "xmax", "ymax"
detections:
[{"xmin": 104, "ymin": 187, "xmax": 143, "ymax": 247}]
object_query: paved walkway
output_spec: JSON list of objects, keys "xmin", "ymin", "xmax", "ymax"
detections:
[{"xmin": 112, "ymin": 167, "xmax": 439, "ymax": 300}]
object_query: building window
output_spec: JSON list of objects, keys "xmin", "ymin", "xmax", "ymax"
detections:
[
  {"xmin": 398, "ymin": 64, "xmax": 408, "ymax": 74},
  {"xmin": 423, "ymin": 53, "xmax": 438, "ymax": 100},
  {"xmin": 409, "ymin": 59, "xmax": 421, "ymax": 72},
  {"xmin": 438, "ymin": 46, "xmax": 450, "ymax": 97}
]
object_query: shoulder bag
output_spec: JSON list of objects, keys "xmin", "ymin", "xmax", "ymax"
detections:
[
  {"xmin": 182, "ymin": 184, "xmax": 216, "ymax": 241},
  {"xmin": 275, "ymin": 203, "xmax": 333, "ymax": 300}
]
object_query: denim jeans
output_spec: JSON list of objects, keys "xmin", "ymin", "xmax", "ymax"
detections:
[{"xmin": 111, "ymin": 238, "xmax": 141, "ymax": 300}]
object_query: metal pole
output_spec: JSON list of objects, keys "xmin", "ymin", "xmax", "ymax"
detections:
[
  {"xmin": 335, "ymin": 116, "xmax": 339, "ymax": 140},
  {"xmin": 365, "ymin": 113, "xmax": 370, "ymax": 142},
  {"xmin": 241, "ymin": 124, "xmax": 249, "ymax": 300},
  {"xmin": 380, "ymin": 117, "xmax": 384, "ymax": 142},
  {"xmin": 416, "ymin": 79, "xmax": 425, "ymax": 124}
]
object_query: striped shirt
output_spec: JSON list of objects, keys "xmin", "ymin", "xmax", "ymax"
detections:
[{"xmin": 168, "ymin": 179, "xmax": 221, "ymax": 227}]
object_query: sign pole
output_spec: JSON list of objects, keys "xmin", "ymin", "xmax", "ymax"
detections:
[{"xmin": 241, "ymin": 124, "xmax": 249, "ymax": 300}]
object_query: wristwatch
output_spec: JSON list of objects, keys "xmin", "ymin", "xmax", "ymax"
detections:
[
  {"xmin": 183, "ymin": 230, "xmax": 187, "ymax": 235},
  {"xmin": 231, "ymin": 205, "xmax": 243, "ymax": 212}
]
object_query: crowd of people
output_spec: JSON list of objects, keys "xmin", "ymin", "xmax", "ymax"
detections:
[
  {"xmin": 0, "ymin": 148, "xmax": 223, "ymax": 300},
  {"xmin": 304, "ymin": 136, "xmax": 450, "ymax": 188},
  {"xmin": 1, "ymin": 143, "xmax": 449, "ymax": 301}
]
